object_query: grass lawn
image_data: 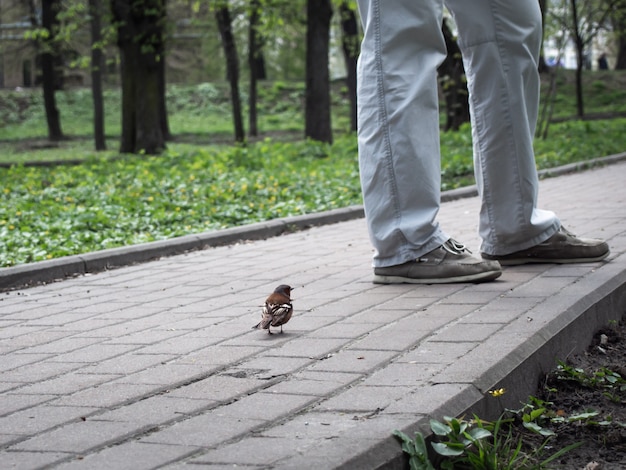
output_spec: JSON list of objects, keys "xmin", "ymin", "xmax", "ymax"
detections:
[{"xmin": 1, "ymin": 71, "xmax": 625, "ymax": 268}]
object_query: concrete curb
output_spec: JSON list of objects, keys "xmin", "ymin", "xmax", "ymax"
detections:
[{"xmin": 2, "ymin": 152, "xmax": 625, "ymax": 292}]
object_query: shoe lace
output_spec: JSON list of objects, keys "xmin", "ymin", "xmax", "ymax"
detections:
[{"xmin": 442, "ymin": 238, "xmax": 471, "ymax": 255}]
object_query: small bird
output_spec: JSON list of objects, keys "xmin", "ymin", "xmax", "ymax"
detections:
[{"xmin": 252, "ymin": 284, "xmax": 294, "ymax": 334}]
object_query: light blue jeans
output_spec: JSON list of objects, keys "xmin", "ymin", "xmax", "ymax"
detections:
[{"xmin": 356, "ymin": 0, "xmax": 560, "ymax": 267}]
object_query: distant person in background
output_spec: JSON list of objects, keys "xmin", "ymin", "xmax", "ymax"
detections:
[
  {"xmin": 355, "ymin": 0, "xmax": 610, "ymax": 284},
  {"xmin": 598, "ymin": 53, "xmax": 609, "ymax": 70}
]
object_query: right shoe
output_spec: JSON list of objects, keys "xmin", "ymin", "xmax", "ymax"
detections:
[
  {"xmin": 373, "ymin": 239, "xmax": 502, "ymax": 284},
  {"xmin": 481, "ymin": 227, "xmax": 610, "ymax": 265}
]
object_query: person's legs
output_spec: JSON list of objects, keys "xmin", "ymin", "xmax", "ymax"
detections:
[
  {"xmin": 445, "ymin": 0, "xmax": 560, "ymax": 256},
  {"xmin": 445, "ymin": 0, "xmax": 608, "ymax": 264},
  {"xmin": 356, "ymin": 0, "xmax": 502, "ymax": 283},
  {"xmin": 356, "ymin": 0, "xmax": 449, "ymax": 268}
]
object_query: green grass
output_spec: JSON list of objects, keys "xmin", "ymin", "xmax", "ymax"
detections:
[{"xmin": 1, "ymin": 72, "xmax": 625, "ymax": 268}]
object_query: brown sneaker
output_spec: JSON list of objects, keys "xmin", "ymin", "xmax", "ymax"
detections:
[
  {"xmin": 481, "ymin": 227, "xmax": 610, "ymax": 266},
  {"xmin": 373, "ymin": 239, "xmax": 502, "ymax": 284}
]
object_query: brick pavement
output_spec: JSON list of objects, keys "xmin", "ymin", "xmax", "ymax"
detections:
[{"xmin": 1, "ymin": 160, "xmax": 625, "ymax": 469}]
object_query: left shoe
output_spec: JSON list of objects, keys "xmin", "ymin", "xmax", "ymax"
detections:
[{"xmin": 481, "ymin": 227, "xmax": 610, "ymax": 266}]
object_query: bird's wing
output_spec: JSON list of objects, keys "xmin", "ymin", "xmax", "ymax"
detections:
[{"xmin": 268, "ymin": 303, "xmax": 293, "ymax": 327}]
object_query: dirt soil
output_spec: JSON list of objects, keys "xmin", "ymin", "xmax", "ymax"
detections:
[{"xmin": 513, "ymin": 319, "xmax": 626, "ymax": 469}]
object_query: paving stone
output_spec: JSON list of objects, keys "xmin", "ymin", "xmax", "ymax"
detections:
[
  {"xmin": 139, "ymin": 413, "xmax": 265, "ymax": 447},
  {"xmin": 0, "ymin": 353, "xmax": 54, "ymax": 373},
  {"xmin": 78, "ymin": 353, "xmax": 175, "ymax": 375},
  {"xmin": 0, "ymin": 393, "xmax": 57, "ymax": 417},
  {"xmin": 13, "ymin": 336, "xmax": 106, "ymax": 355},
  {"xmin": 52, "ymin": 441, "xmax": 198, "ymax": 470},
  {"xmin": 185, "ymin": 435, "xmax": 304, "ymax": 467},
  {"xmin": 165, "ymin": 374, "xmax": 265, "ymax": 401},
  {"xmin": 110, "ymin": 363, "xmax": 220, "ymax": 386},
  {"xmin": 0, "ymin": 405, "xmax": 100, "ymax": 435},
  {"xmin": 46, "ymin": 343, "xmax": 142, "ymax": 364},
  {"xmin": 262, "ymin": 337, "xmax": 350, "ymax": 359},
  {"xmin": 431, "ymin": 321, "xmax": 504, "ymax": 342},
  {"xmin": 308, "ymin": 349, "xmax": 399, "ymax": 374},
  {"xmin": 400, "ymin": 340, "xmax": 478, "ymax": 364},
  {"xmin": 0, "ymin": 450, "xmax": 71, "ymax": 469},
  {"xmin": 7, "ymin": 372, "xmax": 114, "ymax": 396},
  {"xmin": 49, "ymin": 383, "xmax": 162, "ymax": 408},
  {"xmin": 94, "ymin": 395, "xmax": 216, "ymax": 426},
  {"xmin": 9, "ymin": 420, "xmax": 147, "ymax": 453},
  {"xmin": 0, "ymin": 360, "xmax": 87, "ymax": 385}
]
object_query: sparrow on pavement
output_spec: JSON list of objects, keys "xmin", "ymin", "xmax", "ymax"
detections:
[{"xmin": 252, "ymin": 284, "xmax": 294, "ymax": 334}]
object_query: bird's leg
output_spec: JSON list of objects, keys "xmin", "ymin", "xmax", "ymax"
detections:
[
  {"xmin": 280, "ymin": 325, "xmax": 284, "ymax": 334},
  {"xmin": 267, "ymin": 328, "xmax": 273, "ymax": 335}
]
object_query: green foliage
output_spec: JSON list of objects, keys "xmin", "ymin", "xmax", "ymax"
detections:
[
  {"xmin": 394, "ymin": 413, "xmax": 583, "ymax": 469},
  {"xmin": 0, "ymin": 136, "xmax": 360, "ymax": 267},
  {"xmin": 394, "ymin": 363, "xmax": 626, "ymax": 469},
  {"xmin": 393, "ymin": 429, "xmax": 436, "ymax": 470},
  {"xmin": 553, "ymin": 361, "xmax": 626, "ymax": 396}
]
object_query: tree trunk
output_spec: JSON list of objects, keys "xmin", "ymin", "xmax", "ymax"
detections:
[
  {"xmin": 89, "ymin": 0, "xmax": 106, "ymax": 151},
  {"xmin": 158, "ymin": 0, "xmax": 171, "ymax": 141},
  {"xmin": 158, "ymin": 38, "xmax": 171, "ymax": 141},
  {"xmin": 339, "ymin": 2, "xmax": 358, "ymax": 133},
  {"xmin": 112, "ymin": 0, "xmax": 166, "ymax": 155},
  {"xmin": 305, "ymin": 0, "xmax": 333, "ymax": 143},
  {"xmin": 216, "ymin": 5, "xmax": 245, "ymax": 143},
  {"xmin": 438, "ymin": 20, "xmax": 470, "ymax": 131},
  {"xmin": 248, "ymin": 0, "xmax": 261, "ymax": 138},
  {"xmin": 41, "ymin": 0, "xmax": 64, "ymax": 141},
  {"xmin": 570, "ymin": 0, "xmax": 585, "ymax": 117},
  {"xmin": 538, "ymin": 0, "xmax": 549, "ymax": 73},
  {"xmin": 613, "ymin": 2, "xmax": 626, "ymax": 69}
]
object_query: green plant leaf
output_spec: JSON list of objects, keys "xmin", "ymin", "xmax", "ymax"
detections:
[
  {"xmin": 468, "ymin": 427, "xmax": 492, "ymax": 441},
  {"xmin": 430, "ymin": 419, "xmax": 451, "ymax": 436},
  {"xmin": 568, "ymin": 411, "xmax": 600, "ymax": 422},
  {"xmin": 523, "ymin": 421, "xmax": 555, "ymax": 436},
  {"xmin": 431, "ymin": 442, "xmax": 465, "ymax": 457}
]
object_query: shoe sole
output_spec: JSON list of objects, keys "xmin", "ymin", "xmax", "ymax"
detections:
[
  {"xmin": 372, "ymin": 269, "xmax": 502, "ymax": 284},
  {"xmin": 485, "ymin": 252, "xmax": 610, "ymax": 266}
]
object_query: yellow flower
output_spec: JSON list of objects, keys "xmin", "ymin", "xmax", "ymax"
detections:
[{"xmin": 488, "ymin": 388, "xmax": 506, "ymax": 397}]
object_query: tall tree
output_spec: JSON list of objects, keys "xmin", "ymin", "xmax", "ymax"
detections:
[
  {"xmin": 158, "ymin": 0, "xmax": 171, "ymax": 141},
  {"xmin": 111, "ymin": 0, "xmax": 166, "ymax": 154},
  {"xmin": 538, "ymin": 0, "xmax": 550, "ymax": 73},
  {"xmin": 339, "ymin": 1, "xmax": 358, "ymax": 133},
  {"xmin": 551, "ymin": 0, "xmax": 616, "ymax": 117},
  {"xmin": 570, "ymin": 0, "xmax": 585, "ymax": 117},
  {"xmin": 612, "ymin": 0, "xmax": 626, "ymax": 69},
  {"xmin": 248, "ymin": 0, "xmax": 262, "ymax": 137},
  {"xmin": 39, "ymin": 0, "xmax": 64, "ymax": 141},
  {"xmin": 305, "ymin": 0, "xmax": 333, "ymax": 143},
  {"xmin": 89, "ymin": 0, "xmax": 106, "ymax": 150},
  {"xmin": 215, "ymin": 3, "xmax": 245, "ymax": 142}
]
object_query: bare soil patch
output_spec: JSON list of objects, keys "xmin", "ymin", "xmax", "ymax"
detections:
[{"xmin": 517, "ymin": 319, "xmax": 626, "ymax": 469}]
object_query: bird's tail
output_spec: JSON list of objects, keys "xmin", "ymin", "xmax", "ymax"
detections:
[{"xmin": 251, "ymin": 322, "xmax": 261, "ymax": 330}]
